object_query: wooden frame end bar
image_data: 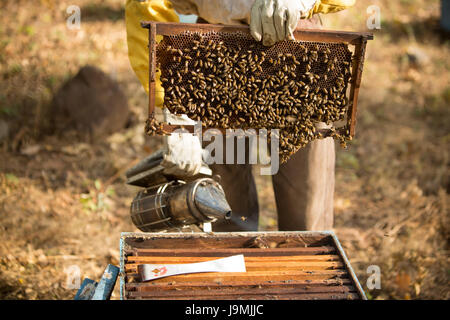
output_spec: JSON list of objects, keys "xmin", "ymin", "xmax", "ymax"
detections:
[{"xmin": 148, "ymin": 21, "xmax": 157, "ymax": 118}]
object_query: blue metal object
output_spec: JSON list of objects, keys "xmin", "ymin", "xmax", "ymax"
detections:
[
  {"xmin": 91, "ymin": 264, "xmax": 119, "ymax": 300},
  {"xmin": 442, "ymin": 0, "xmax": 450, "ymax": 32},
  {"xmin": 74, "ymin": 278, "xmax": 97, "ymax": 300},
  {"xmin": 119, "ymin": 235, "xmax": 125, "ymax": 301}
]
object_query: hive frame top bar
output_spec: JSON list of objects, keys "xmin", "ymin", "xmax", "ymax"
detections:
[{"xmin": 141, "ymin": 21, "xmax": 373, "ymax": 45}]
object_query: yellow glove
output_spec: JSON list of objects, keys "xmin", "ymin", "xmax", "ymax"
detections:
[
  {"xmin": 125, "ymin": 0, "xmax": 179, "ymax": 107},
  {"xmin": 305, "ymin": 0, "xmax": 356, "ymax": 19}
]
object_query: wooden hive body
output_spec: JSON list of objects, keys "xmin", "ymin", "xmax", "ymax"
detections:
[{"xmin": 120, "ymin": 231, "xmax": 366, "ymax": 300}]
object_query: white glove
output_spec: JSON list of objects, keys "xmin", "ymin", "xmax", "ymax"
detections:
[
  {"xmin": 161, "ymin": 108, "xmax": 203, "ymax": 177},
  {"xmin": 250, "ymin": 0, "xmax": 317, "ymax": 46}
]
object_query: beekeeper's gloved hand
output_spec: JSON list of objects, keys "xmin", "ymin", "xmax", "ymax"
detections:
[
  {"xmin": 250, "ymin": 0, "xmax": 317, "ymax": 46},
  {"xmin": 161, "ymin": 108, "xmax": 203, "ymax": 177}
]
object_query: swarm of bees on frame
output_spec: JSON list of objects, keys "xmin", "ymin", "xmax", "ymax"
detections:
[{"xmin": 147, "ymin": 31, "xmax": 354, "ymax": 163}]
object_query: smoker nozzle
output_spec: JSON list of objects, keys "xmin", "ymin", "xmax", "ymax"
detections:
[
  {"xmin": 130, "ymin": 178, "xmax": 232, "ymax": 232},
  {"xmin": 193, "ymin": 180, "xmax": 232, "ymax": 221}
]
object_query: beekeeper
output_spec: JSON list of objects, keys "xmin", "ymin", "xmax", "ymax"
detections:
[{"xmin": 125, "ymin": 0, "xmax": 355, "ymax": 231}]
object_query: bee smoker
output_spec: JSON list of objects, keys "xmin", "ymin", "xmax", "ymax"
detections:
[
  {"xmin": 126, "ymin": 151, "xmax": 232, "ymax": 232},
  {"xmin": 130, "ymin": 178, "xmax": 231, "ymax": 232}
]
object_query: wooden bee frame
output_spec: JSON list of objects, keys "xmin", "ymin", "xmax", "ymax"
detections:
[
  {"xmin": 120, "ymin": 231, "xmax": 367, "ymax": 300},
  {"xmin": 141, "ymin": 22, "xmax": 372, "ymax": 137}
]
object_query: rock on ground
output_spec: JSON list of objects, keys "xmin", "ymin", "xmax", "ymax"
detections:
[
  {"xmin": 52, "ymin": 65, "xmax": 129, "ymax": 140},
  {"xmin": 0, "ymin": 119, "xmax": 9, "ymax": 142}
]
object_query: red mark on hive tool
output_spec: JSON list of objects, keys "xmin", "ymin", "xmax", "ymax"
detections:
[{"xmin": 151, "ymin": 266, "xmax": 167, "ymax": 277}]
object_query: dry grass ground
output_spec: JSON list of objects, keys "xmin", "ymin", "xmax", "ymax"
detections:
[{"xmin": 0, "ymin": 0, "xmax": 448, "ymax": 299}]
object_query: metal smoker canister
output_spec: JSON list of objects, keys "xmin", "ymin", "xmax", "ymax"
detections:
[{"xmin": 130, "ymin": 178, "xmax": 232, "ymax": 232}]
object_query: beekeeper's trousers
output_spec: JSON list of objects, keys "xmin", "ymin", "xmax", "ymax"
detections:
[{"xmin": 206, "ymin": 136, "xmax": 335, "ymax": 232}]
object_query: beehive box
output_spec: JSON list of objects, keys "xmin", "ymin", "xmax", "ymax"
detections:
[{"xmin": 120, "ymin": 231, "xmax": 366, "ymax": 300}]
